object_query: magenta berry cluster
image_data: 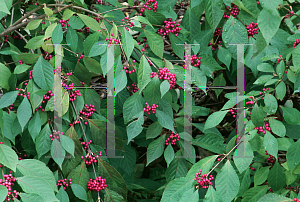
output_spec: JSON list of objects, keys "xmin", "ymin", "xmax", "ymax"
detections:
[
  {"xmin": 254, "ymin": 122, "xmax": 272, "ymax": 135},
  {"xmin": 80, "ymin": 104, "xmax": 95, "ymax": 119},
  {"xmin": 277, "ymin": 55, "xmax": 283, "ymax": 63},
  {"xmin": 194, "ymin": 170, "xmax": 214, "ymax": 189},
  {"xmin": 131, "ymin": 82, "xmax": 139, "ymax": 93},
  {"xmin": 79, "ymin": 139, "xmax": 103, "ymax": 165},
  {"xmin": 265, "ymin": 150, "xmax": 276, "ymax": 163},
  {"xmin": 3, "ymin": 35, "xmax": 9, "ymax": 43},
  {"xmin": 294, "ymin": 198, "xmax": 300, "ymax": 202},
  {"xmin": 229, "ymin": 108, "xmax": 237, "ymax": 118},
  {"xmin": 122, "ymin": 66, "xmax": 135, "ymax": 74},
  {"xmin": 8, "ymin": 104, "xmax": 14, "ymax": 111},
  {"xmin": 122, "ymin": 16, "xmax": 135, "ymax": 31},
  {"xmin": 57, "ymin": 178, "xmax": 72, "ymax": 190},
  {"xmin": 18, "ymin": 60, "xmax": 23, "ymax": 65},
  {"xmin": 77, "ymin": 54, "xmax": 84, "ymax": 62},
  {"xmin": 183, "ymin": 54, "xmax": 201, "ymax": 69},
  {"xmin": 140, "ymin": 0, "xmax": 158, "ymax": 15},
  {"xmin": 165, "ymin": 132, "xmax": 180, "ymax": 146},
  {"xmin": 223, "ymin": 12, "xmax": 230, "ymax": 19},
  {"xmin": 157, "ymin": 19, "xmax": 181, "ymax": 36},
  {"xmin": 143, "ymin": 102, "xmax": 158, "ymax": 115},
  {"xmin": 58, "ymin": 19, "xmax": 70, "ymax": 27},
  {"xmin": 258, "ymin": 88, "xmax": 269, "ymax": 100},
  {"xmin": 105, "ymin": 35, "xmax": 120, "ymax": 47},
  {"xmin": 16, "ymin": 88, "xmax": 30, "ymax": 99},
  {"xmin": 18, "ymin": 154, "xmax": 27, "ymax": 160},
  {"xmin": 87, "ymin": 176, "xmax": 107, "ymax": 192},
  {"xmin": 208, "ymin": 41, "xmax": 222, "ymax": 50},
  {"xmin": 214, "ymin": 28, "xmax": 223, "ymax": 37},
  {"xmin": 246, "ymin": 22, "xmax": 259, "ymax": 38},
  {"xmin": 49, "ymin": 130, "xmax": 63, "ymax": 141},
  {"xmin": 94, "ymin": 0, "xmax": 105, "ymax": 4},
  {"xmin": 293, "ymin": 39, "xmax": 300, "ymax": 48},
  {"xmin": 12, "ymin": 34, "xmax": 22, "ymax": 40},
  {"xmin": 150, "ymin": 67, "xmax": 177, "ymax": 89},
  {"xmin": 230, "ymin": 3, "xmax": 240, "ymax": 18},
  {"xmin": 1, "ymin": 171, "xmax": 19, "ymax": 201}
]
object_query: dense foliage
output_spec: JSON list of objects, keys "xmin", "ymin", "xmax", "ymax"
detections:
[{"xmin": 1, "ymin": 0, "xmax": 300, "ymax": 201}]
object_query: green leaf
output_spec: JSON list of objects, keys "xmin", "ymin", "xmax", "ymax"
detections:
[
  {"xmin": 115, "ymin": 56, "xmax": 127, "ymax": 95},
  {"xmin": 132, "ymin": 16, "xmax": 154, "ymax": 30},
  {"xmin": 56, "ymin": 187, "xmax": 69, "ymax": 202},
  {"xmin": 260, "ymin": 53, "xmax": 280, "ymax": 62},
  {"xmin": 281, "ymin": 107, "xmax": 300, "ymax": 125},
  {"xmin": 204, "ymin": 110, "xmax": 228, "ymax": 131},
  {"xmin": 32, "ymin": 56, "xmax": 54, "ymax": 91},
  {"xmin": 161, "ymin": 177, "xmax": 194, "ymax": 202},
  {"xmin": 0, "ymin": 143, "xmax": 18, "ymax": 172},
  {"xmin": 74, "ymin": 62, "xmax": 91, "ymax": 87},
  {"xmin": 253, "ymin": 75, "xmax": 274, "ymax": 84},
  {"xmin": 52, "ymin": 24, "xmax": 63, "ymax": 44},
  {"xmin": 71, "ymin": 184, "xmax": 87, "ymax": 201},
  {"xmin": 242, "ymin": 185, "xmax": 269, "ymax": 202},
  {"xmin": 35, "ymin": 124, "xmax": 52, "ymax": 158},
  {"xmin": 217, "ymin": 46, "xmax": 231, "ymax": 70},
  {"xmin": 17, "ymin": 159, "xmax": 58, "ymax": 192},
  {"xmin": 254, "ymin": 166, "xmax": 270, "ymax": 186},
  {"xmin": 17, "ymin": 97, "xmax": 32, "ymax": 131},
  {"xmin": 269, "ymin": 118, "xmax": 286, "ymax": 137},
  {"xmin": 258, "ymin": 9, "xmax": 281, "ymax": 45},
  {"xmin": 126, "ymin": 111, "xmax": 144, "ymax": 144},
  {"xmin": 223, "ymin": 16, "xmax": 248, "ymax": 57},
  {"xmin": 51, "ymin": 139, "xmax": 66, "ymax": 169},
  {"xmin": 83, "ymin": 56, "xmax": 102, "ymax": 73},
  {"xmin": 251, "ymin": 104, "xmax": 265, "ymax": 127},
  {"xmin": 205, "ymin": 0, "xmax": 223, "ymax": 32},
  {"xmin": 295, "ymin": 72, "xmax": 300, "ymax": 94},
  {"xmin": 169, "ymin": 33, "xmax": 184, "ymax": 59},
  {"xmin": 155, "ymin": 110, "xmax": 175, "ymax": 133},
  {"xmin": 144, "ymin": 30, "xmax": 164, "ymax": 58},
  {"xmin": 204, "ymin": 185, "xmax": 222, "ymax": 202},
  {"xmin": 62, "ymin": 9, "xmax": 75, "ymax": 20},
  {"xmin": 146, "ymin": 121, "xmax": 163, "ymax": 139},
  {"xmin": 77, "ymin": 13, "xmax": 100, "ymax": 32},
  {"xmin": 164, "ymin": 144, "xmax": 175, "ymax": 167},
  {"xmin": 181, "ymin": 7, "xmax": 202, "ymax": 42},
  {"xmin": 264, "ymin": 93, "xmax": 277, "ymax": 114},
  {"xmin": 259, "ymin": 0, "xmax": 282, "ymax": 17},
  {"xmin": 104, "ymin": 188, "xmax": 126, "ymax": 202},
  {"xmin": 61, "ymin": 135, "xmax": 75, "ymax": 157},
  {"xmin": 213, "ymin": 73, "xmax": 226, "ymax": 98},
  {"xmin": 192, "ymin": 66, "xmax": 207, "ymax": 93},
  {"xmin": 66, "ymin": 27, "xmax": 78, "ymax": 53},
  {"xmin": 0, "ymin": 91, "xmax": 18, "ymax": 109},
  {"xmin": 67, "ymin": 162, "xmax": 90, "ymax": 191},
  {"xmin": 258, "ymin": 193, "xmax": 290, "ymax": 202},
  {"xmin": 192, "ymin": 133, "xmax": 225, "ymax": 154},
  {"xmin": 89, "ymin": 41, "xmax": 106, "ymax": 57},
  {"xmin": 186, "ymin": 155, "xmax": 218, "ymax": 178},
  {"xmin": 160, "ymin": 80, "xmax": 170, "ymax": 98},
  {"xmin": 25, "ymin": 19, "xmax": 43, "ymax": 30},
  {"xmin": 267, "ymin": 162, "xmax": 286, "ymax": 191},
  {"xmin": 287, "ymin": 139, "xmax": 300, "ymax": 172},
  {"xmin": 83, "ymin": 32, "xmax": 100, "ymax": 57},
  {"xmin": 233, "ymin": 141, "xmax": 253, "ymax": 174},
  {"xmin": 18, "ymin": 53, "xmax": 41, "ymax": 64},
  {"xmin": 275, "ymin": 81, "xmax": 286, "ymax": 101},
  {"xmin": 0, "ymin": 185, "xmax": 8, "ymax": 202},
  {"xmin": 0, "ymin": 62, "xmax": 11, "ymax": 90},
  {"xmin": 215, "ymin": 160, "xmax": 240, "ymax": 202},
  {"xmin": 16, "ymin": 176, "xmax": 58, "ymax": 202},
  {"xmin": 147, "ymin": 135, "xmax": 166, "ymax": 166},
  {"xmin": 44, "ymin": 7, "xmax": 53, "ymax": 16},
  {"xmin": 98, "ymin": 159, "xmax": 127, "ymax": 199},
  {"xmin": 263, "ymin": 131, "xmax": 278, "ymax": 158},
  {"xmin": 121, "ymin": 27, "xmax": 134, "ymax": 61},
  {"xmin": 257, "ymin": 63, "xmax": 274, "ymax": 73},
  {"xmin": 138, "ymin": 55, "xmax": 152, "ymax": 91},
  {"xmin": 144, "ymin": 75, "xmax": 161, "ymax": 105},
  {"xmin": 25, "ymin": 36, "xmax": 45, "ymax": 49},
  {"xmin": 14, "ymin": 64, "xmax": 31, "ymax": 74}
]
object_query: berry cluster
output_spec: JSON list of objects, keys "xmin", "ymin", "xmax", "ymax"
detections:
[
  {"xmin": 293, "ymin": 39, "xmax": 300, "ymax": 48},
  {"xmin": 8, "ymin": 104, "xmax": 14, "ymax": 111},
  {"xmin": 49, "ymin": 130, "xmax": 63, "ymax": 141},
  {"xmin": 182, "ymin": 54, "xmax": 201, "ymax": 69},
  {"xmin": 249, "ymin": 163, "xmax": 256, "ymax": 171},
  {"xmin": 258, "ymin": 88, "xmax": 269, "ymax": 100},
  {"xmin": 122, "ymin": 16, "xmax": 135, "ymax": 31},
  {"xmin": 18, "ymin": 154, "xmax": 27, "ymax": 160},
  {"xmin": 87, "ymin": 176, "xmax": 107, "ymax": 192},
  {"xmin": 143, "ymin": 102, "xmax": 158, "ymax": 115},
  {"xmin": 3, "ymin": 35, "xmax": 9, "ymax": 43},
  {"xmin": 140, "ymin": 0, "xmax": 158, "ymax": 15},
  {"xmin": 57, "ymin": 178, "xmax": 72, "ymax": 190},
  {"xmin": 70, "ymin": 104, "xmax": 95, "ymax": 126},
  {"xmin": 230, "ymin": 3, "xmax": 240, "ymax": 18},
  {"xmin": 79, "ymin": 139, "xmax": 103, "ymax": 165},
  {"xmin": 131, "ymin": 82, "xmax": 139, "ymax": 93},
  {"xmin": 12, "ymin": 34, "xmax": 22, "ymax": 40},
  {"xmin": 122, "ymin": 66, "xmax": 135, "ymax": 74},
  {"xmin": 254, "ymin": 122, "xmax": 272, "ymax": 135},
  {"xmin": 58, "ymin": 19, "xmax": 70, "ymax": 27},
  {"xmin": 150, "ymin": 67, "xmax": 177, "ymax": 89},
  {"xmin": 18, "ymin": 60, "xmax": 23, "ymax": 65},
  {"xmin": 105, "ymin": 35, "xmax": 120, "ymax": 47},
  {"xmin": 165, "ymin": 132, "xmax": 180, "ymax": 146},
  {"xmin": 223, "ymin": 12, "xmax": 230, "ymax": 19},
  {"xmin": 157, "ymin": 19, "xmax": 181, "ymax": 36},
  {"xmin": 246, "ymin": 22, "xmax": 259, "ymax": 38},
  {"xmin": 214, "ymin": 28, "xmax": 223, "ymax": 37},
  {"xmin": 265, "ymin": 150, "xmax": 276, "ymax": 163},
  {"xmin": 208, "ymin": 41, "xmax": 222, "ymax": 50},
  {"xmin": 93, "ymin": 0, "xmax": 105, "ymax": 4},
  {"xmin": 277, "ymin": 55, "xmax": 283, "ymax": 63},
  {"xmin": 1, "ymin": 171, "xmax": 19, "ymax": 201},
  {"xmin": 76, "ymin": 54, "xmax": 84, "ymax": 62},
  {"xmin": 194, "ymin": 170, "xmax": 214, "ymax": 189},
  {"xmin": 16, "ymin": 88, "xmax": 30, "ymax": 99},
  {"xmin": 229, "ymin": 108, "xmax": 237, "ymax": 118},
  {"xmin": 84, "ymin": 26, "xmax": 91, "ymax": 33},
  {"xmin": 61, "ymin": 77, "xmax": 82, "ymax": 102}
]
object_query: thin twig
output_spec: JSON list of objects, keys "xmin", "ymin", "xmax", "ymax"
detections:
[{"xmin": 14, "ymin": 30, "xmax": 34, "ymax": 54}]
